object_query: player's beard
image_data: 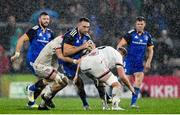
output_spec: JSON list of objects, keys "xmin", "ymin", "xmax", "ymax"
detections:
[{"xmin": 40, "ymin": 21, "xmax": 49, "ymax": 28}]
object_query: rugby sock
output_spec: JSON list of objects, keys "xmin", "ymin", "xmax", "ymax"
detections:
[
  {"xmin": 29, "ymin": 84, "xmax": 37, "ymax": 91},
  {"xmin": 34, "ymin": 79, "xmax": 46, "ymax": 99},
  {"xmin": 131, "ymin": 87, "xmax": 140, "ymax": 105},
  {"xmin": 112, "ymin": 87, "xmax": 121, "ymax": 108},
  {"xmin": 80, "ymin": 96, "xmax": 89, "ymax": 106}
]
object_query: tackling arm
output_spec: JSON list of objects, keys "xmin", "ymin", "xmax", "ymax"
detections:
[{"xmin": 55, "ymin": 48, "xmax": 79, "ymax": 64}]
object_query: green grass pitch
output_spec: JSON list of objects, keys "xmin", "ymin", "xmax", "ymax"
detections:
[{"xmin": 0, "ymin": 97, "xmax": 179, "ymax": 114}]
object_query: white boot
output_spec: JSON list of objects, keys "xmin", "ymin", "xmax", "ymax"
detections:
[{"xmin": 111, "ymin": 98, "xmax": 125, "ymax": 111}]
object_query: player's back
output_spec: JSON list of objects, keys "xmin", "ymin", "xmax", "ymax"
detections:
[
  {"xmin": 89, "ymin": 46, "xmax": 123, "ymax": 69},
  {"xmin": 34, "ymin": 36, "xmax": 63, "ymax": 66}
]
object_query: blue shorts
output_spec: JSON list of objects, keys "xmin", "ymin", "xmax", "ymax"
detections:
[
  {"xmin": 62, "ymin": 64, "xmax": 77, "ymax": 80},
  {"xmin": 124, "ymin": 60, "xmax": 144, "ymax": 75}
]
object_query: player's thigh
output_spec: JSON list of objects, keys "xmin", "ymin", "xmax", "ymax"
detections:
[
  {"xmin": 134, "ymin": 72, "xmax": 144, "ymax": 83},
  {"xmin": 105, "ymin": 74, "xmax": 119, "ymax": 87},
  {"xmin": 33, "ymin": 63, "xmax": 54, "ymax": 78}
]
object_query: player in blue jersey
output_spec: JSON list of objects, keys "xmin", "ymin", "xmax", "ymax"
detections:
[
  {"xmin": 117, "ymin": 16, "xmax": 154, "ymax": 108},
  {"xmin": 11, "ymin": 12, "xmax": 54, "ymax": 108},
  {"xmin": 62, "ymin": 18, "xmax": 94, "ymax": 110}
]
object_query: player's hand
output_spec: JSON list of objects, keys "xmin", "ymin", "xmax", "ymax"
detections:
[
  {"xmin": 73, "ymin": 76, "xmax": 78, "ymax": 85},
  {"xmin": 81, "ymin": 42, "xmax": 92, "ymax": 49},
  {"xmin": 11, "ymin": 52, "xmax": 20, "ymax": 62}
]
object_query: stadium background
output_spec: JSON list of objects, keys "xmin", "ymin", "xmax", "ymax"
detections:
[{"xmin": 0, "ymin": 0, "xmax": 179, "ymax": 113}]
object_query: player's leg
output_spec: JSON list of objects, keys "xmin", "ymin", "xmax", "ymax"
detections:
[
  {"xmin": 93, "ymin": 79, "xmax": 112, "ymax": 110},
  {"xmin": 74, "ymin": 77, "xmax": 90, "ymax": 110},
  {"xmin": 105, "ymin": 74, "xmax": 124, "ymax": 110},
  {"xmin": 27, "ymin": 78, "xmax": 48, "ymax": 108},
  {"xmin": 86, "ymin": 72, "xmax": 112, "ymax": 106},
  {"xmin": 39, "ymin": 72, "xmax": 68, "ymax": 110},
  {"xmin": 26, "ymin": 62, "xmax": 47, "ymax": 108},
  {"xmin": 131, "ymin": 72, "xmax": 144, "ymax": 107}
]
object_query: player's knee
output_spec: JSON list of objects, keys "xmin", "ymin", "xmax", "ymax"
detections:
[{"xmin": 59, "ymin": 77, "xmax": 68, "ymax": 87}]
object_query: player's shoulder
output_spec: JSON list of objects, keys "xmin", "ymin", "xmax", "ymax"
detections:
[
  {"xmin": 64, "ymin": 28, "xmax": 77, "ymax": 38},
  {"xmin": 46, "ymin": 28, "xmax": 54, "ymax": 33},
  {"xmin": 31, "ymin": 25, "xmax": 40, "ymax": 30},
  {"xmin": 69, "ymin": 28, "xmax": 78, "ymax": 37},
  {"xmin": 144, "ymin": 31, "xmax": 152, "ymax": 38},
  {"xmin": 127, "ymin": 29, "xmax": 136, "ymax": 34}
]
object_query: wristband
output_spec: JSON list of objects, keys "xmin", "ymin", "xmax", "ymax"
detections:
[
  {"xmin": 15, "ymin": 52, "xmax": 20, "ymax": 57},
  {"xmin": 73, "ymin": 59, "xmax": 77, "ymax": 64}
]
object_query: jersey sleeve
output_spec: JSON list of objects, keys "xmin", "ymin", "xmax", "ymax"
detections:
[
  {"xmin": 147, "ymin": 33, "xmax": 154, "ymax": 47},
  {"xmin": 50, "ymin": 31, "xmax": 55, "ymax": 40},
  {"xmin": 114, "ymin": 50, "xmax": 123, "ymax": 68},
  {"xmin": 55, "ymin": 36, "xmax": 63, "ymax": 49},
  {"xmin": 26, "ymin": 28, "xmax": 36, "ymax": 40},
  {"xmin": 62, "ymin": 34, "xmax": 74, "ymax": 45}
]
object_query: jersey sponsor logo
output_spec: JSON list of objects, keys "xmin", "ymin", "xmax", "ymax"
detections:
[
  {"xmin": 132, "ymin": 41, "xmax": 147, "ymax": 45},
  {"xmin": 37, "ymin": 39, "xmax": 49, "ymax": 43}
]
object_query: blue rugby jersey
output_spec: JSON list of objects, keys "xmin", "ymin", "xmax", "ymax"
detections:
[
  {"xmin": 26, "ymin": 25, "xmax": 54, "ymax": 69},
  {"xmin": 61, "ymin": 28, "xmax": 92, "ymax": 78},
  {"xmin": 124, "ymin": 29, "xmax": 153, "ymax": 63}
]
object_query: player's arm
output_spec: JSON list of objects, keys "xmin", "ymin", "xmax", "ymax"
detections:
[
  {"xmin": 11, "ymin": 34, "xmax": 29, "ymax": 62},
  {"xmin": 117, "ymin": 31, "xmax": 131, "ymax": 49},
  {"xmin": 117, "ymin": 66, "xmax": 135, "ymax": 94},
  {"xmin": 55, "ymin": 48, "xmax": 79, "ymax": 64},
  {"xmin": 63, "ymin": 43, "xmax": 89, "ymax": 56},
  {"xmin": 145, "ymin": 46, "xmax": 154, "ymax": 69},
  {"xmin": 145, "ymin": 34, "xmax": 154, "ymax": 70},
  {"xmin": 117, "ymin": 38, "xmax": 127, "ymax": 48}
]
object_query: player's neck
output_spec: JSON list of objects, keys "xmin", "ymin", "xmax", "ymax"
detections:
[
  {"xmin": 39, "ymin": 24, "xmax": 47, "ymax": 33},
  {"xmin": 137, "ymin": 30, "xmax": 144, "ymax": 35}
]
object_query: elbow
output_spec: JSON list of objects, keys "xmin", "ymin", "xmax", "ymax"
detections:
[{"xmin": 63, "ymin": 51, "xmax": 69, "ymax": 57}]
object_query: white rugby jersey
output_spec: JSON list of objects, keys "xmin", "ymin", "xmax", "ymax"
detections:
[
  {"xmin": 34, "ymin": 35, "xmax": 63, "ymax": 66},
  {"xmin": 87, "ymin": 46, "xmax": 123, "ymax": 69}
]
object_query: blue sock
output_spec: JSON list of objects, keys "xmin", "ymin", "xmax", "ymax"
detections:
[
  {"xmin": 80, "ymin": 97, "xmax": 89, "ymax": 106},
  {"xmin": 28, "ymin": 101, "xmax": 35, "ymax": 105},
  {"xmin": 29, "ymin": 84, "xmax": 37, "ymax": 91},
  {"xmin": 131, "ymin": 87, "xmax": 140, "ymax": 105}
]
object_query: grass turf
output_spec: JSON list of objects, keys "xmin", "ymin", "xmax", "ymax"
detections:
[{"xmin": 0, "ymin": 97, "xmax": 179, "ymax": 114}]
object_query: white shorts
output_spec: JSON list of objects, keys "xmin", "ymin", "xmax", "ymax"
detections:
[{"xmin": 33, "ymin": 63, "xmax": 57, "ymax": 78}]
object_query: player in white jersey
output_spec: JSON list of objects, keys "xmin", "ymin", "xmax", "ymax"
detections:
[
  {"xmin": 79, "ymin": 46, "xmax": 135, "ymax": 110},
  {"xmin": 32, "ymin": 35, "xmax": 79, "ymax": 110}
]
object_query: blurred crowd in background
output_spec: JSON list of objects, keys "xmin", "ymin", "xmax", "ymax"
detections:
[{"xmin": 0, "ymin": 0, "xmax": 179, "ymax": 76}]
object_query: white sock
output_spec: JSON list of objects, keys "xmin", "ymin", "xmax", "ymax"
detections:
[{"xmin": 112, "ymin": 87, "xmax": 121, "ymax": 107}]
